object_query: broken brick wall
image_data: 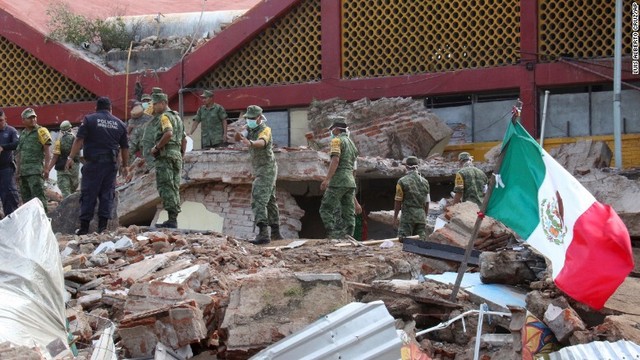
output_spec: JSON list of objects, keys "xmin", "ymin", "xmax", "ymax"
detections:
[
  {"xmin": 308, "ymin": 97, "xmax": 453, "ymax": 160},
  {"xmin": 182, "ymin": 183, "xmax": 304, "ymax": 239}
]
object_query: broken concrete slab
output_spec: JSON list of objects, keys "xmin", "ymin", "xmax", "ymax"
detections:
[
  {"xmin": 548, "ymin": 139, "xmax": 612, "ymax": 175},
  {"xmin": 544, "ymin": 304, "xmax": 586, "ymax": 343},
  {"xmin": 221, "ymin": 268, "xmax": 352, "ymax": 359},
  {"xmin": 594, "ymin": 315, "xmax": 640, "ymax": 344},
  {"xmin": 118, "ymin": 250, "xmax": 185, "ymax": 282},
  {"xmin": 429, "ymin": 202, "xmax": 515, "ymax": 251},
  {"xmin": 603, "ymin": 277, "xmax": 640, "ymax": 316},
  {"xmin": 479, "ymin": 249, "xmax": 542, "ymax": 286},
  {"xmin": 156, "ymin": 264, "xmax": 209, "ymax": 291},
  {"xmin": 50, "ymin": 192, "xmax": 119, "ymax": 234},
  {"xmin": 308, "ymin": 97, "xmax": 453, "ymax": 159}
]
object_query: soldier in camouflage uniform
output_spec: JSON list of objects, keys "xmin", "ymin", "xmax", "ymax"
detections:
[
  {"xmin": 319, "ymin": 117, "xmax": 359, "ymax": 239},
  {"xmin": 453, "ymin": 152, "xmax": 488, "ymax": 207},
  {"xmin": 127, "ymin": 101, "xmax": 153, "ymax": 164},
  {"xmin": 393, "ymin": 156, "xmax": 430, "ymax": 240},
  {"xmin": 188, "ymin": 90, "xmax": 228, "ymax": 149},
  {"xmin": 149, "ymin": 92, "xmax": 186, "ymax": 228},
  {"xmin": 47, "ymin": 120, "xmax": 79, "ymax": 198},
  {"xmin": 141, "ymin": 88, "xmax": 169, "ymax": 170},
  {"xmin": 16, "ymin": 108, "xmax": 52, "ymax": 213},
  {"xmin": 235, "ymin": 105, "xmax": 281, "ymax": 244}
]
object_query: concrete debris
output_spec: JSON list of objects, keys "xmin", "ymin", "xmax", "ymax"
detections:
[
  {"xmin": 479, "ymin": 248, "xmax": 546, "ymax": 286},
  {"xmin": 548, "ymin": 139, "xmax": 612, "ymax": 175},
  {"xmin": 544, "ymin": 304, "xmax": 586, "ymax": 343},
  {"xmin": 430, "ymin": 202, "xmax": 515, "ymax": 251},
  {"xmin": 308, "ymin": 97, "xmax": 453, "ymax": 160}
]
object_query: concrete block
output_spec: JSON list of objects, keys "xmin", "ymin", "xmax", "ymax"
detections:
[{"xmin": 544, "ymin": 304, "xmax": 586, "ymax": 343}]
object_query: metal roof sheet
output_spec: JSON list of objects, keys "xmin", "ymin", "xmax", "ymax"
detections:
[{"xmin": 251, "ymin": 300, "xmax": 402, "ymax": 360}]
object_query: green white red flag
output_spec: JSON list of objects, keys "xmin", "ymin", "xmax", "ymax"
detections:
[{"xmin": 485, "ymin": 116, "xmax": 634, "ymax": 309}]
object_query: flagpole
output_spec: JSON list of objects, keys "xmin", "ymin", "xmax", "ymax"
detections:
[{"xmin": 449, "ymin": 102, "xmax": 522, "ymax": 302}]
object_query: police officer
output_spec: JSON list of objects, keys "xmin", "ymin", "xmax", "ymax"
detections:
[
  {"xmin": 0, "ymin": 108, "xmax": 20, "ymax": 217},
  {"xmin": 235, "ymin": 105, "xmax": 282, "ymax": 244},
  {"xmin": 47, "ymin": 120, "xmax": 79, "ymax": 198},
  {"xmin": 452, "ymin": 152, "xmax": 488, "ymax": 207},
  {"xmin": 188, "ymin": 90, "xmax": 228, "ymax": 149},
  {"xmin": 16, "ymin": 108, "xmax": 52, "ymax": 213},
  {"xmin": 319, "ymin": 117, "xmax": 359, "ymax": 239},
  {"xmin": 149, "ymin": 92, "xmax": 186, "ymax": 228},
  {"xmin": 393, "ymin": 156, "xmax": 430, "ymax": 240},
  {"xmin": 66, "ymin": 97, "xmax": 128, "ymax": 235}
]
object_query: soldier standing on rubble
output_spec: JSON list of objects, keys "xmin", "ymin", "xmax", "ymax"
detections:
[
  {"xmin": 0, "ymin": 108, "xmax": 20, "ymax": 217},
  {"xmin": 319, "ymin": 117, "xmax": 359, "ymax": 239},
  {"xmin": 187, "ymin": 90, "xmax": 228, "ymax": 149},
  {"xmin": 47, "ymin": 120, "xmax": 79, "ymax": 198},
  {"xmin": 66, "ymin": 97, "xmax": 129, "ymax": 235},
  {"xmin": 141, "ymin": 88, "xmax": 167, "ymax": 170},
  {"xmin": 149, "ymin": 92, "xmax": 186, "ymax": 229},
  {"xmin": 235, "ymin": 105, "xmax": 282, "ymax": 244},
  {"xmin": 393, "ymin": 156, "xmax": 430, "ymax": 241},
  {"xmin": 127, "ymin": 101, "xmax": 153, "ymax": 165},
  {"xmin": 16, "ymin": 108, "xmax": 52, "ymax": 213},
  {"xmin": 452, "ymin": 152, "xmax": 488, "ymax": 207}
]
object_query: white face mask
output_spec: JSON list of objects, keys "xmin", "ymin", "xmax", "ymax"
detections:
[
  {"xmin": 141, "ymin": 102, "xmax": 150, "ymax": 110},
  {"xmin": 247, "ymin": 119, "xmax": 258, "ymax": 129}
]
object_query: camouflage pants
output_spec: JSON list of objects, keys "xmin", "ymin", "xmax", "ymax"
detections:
[
  {"xmin": 319, "ymin": 186, "xmax": 355, "ymax": 239},
  {"xmin": 398, "ymin": 207, "xmax": 427, "ymax": 240},
  {"xmin": 19, "ymin": 174, "xmax": 48, "ymax": 213},
  {"xmin": 155, "ymin": 157, "xmax": 182, "ymax": 215},
  {"xmin": 251, "ymin": 174, "xmax": 279, "ymax": 226},
  {"xmin": 128, "ymin": 134, "xmax": 142, "ymax": 164},
  {"xmin": 58, "ymin": 166, "xmax": 79, "ymax": 198}
]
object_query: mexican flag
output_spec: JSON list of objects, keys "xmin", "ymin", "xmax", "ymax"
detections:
[{"xmin": 486, "ymin": 120, "xmax": 634, "ymax": 310}]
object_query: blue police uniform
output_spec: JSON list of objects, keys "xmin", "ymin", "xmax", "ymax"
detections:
[
  {"xmin": 77, "ymin": 108, "xmax": 128, "ymax": 225},
  {"xmin": 0, "ymin": 123, "xmax": 20, "ymax": 217}
]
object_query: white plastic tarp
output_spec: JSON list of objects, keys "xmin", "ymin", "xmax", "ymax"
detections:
[{"xmin": 0, "ymin": 199, "xmax": 68, "ymax": 351}]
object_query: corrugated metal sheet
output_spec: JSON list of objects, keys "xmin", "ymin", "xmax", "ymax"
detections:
[
  {"xmin": 250, "ymin": 300, "xmax": 402, "ymax": 360},
  {"xmin": 548, "ymin": 340, "xmax": 640, "ymax": 360}
]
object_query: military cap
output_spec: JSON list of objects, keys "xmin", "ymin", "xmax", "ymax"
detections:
[
  {"xmin": 151, "ymin": 87, "xmax": 163, "ymax": 94},
  {"xmin": 328, "ymin": 116, "xmax": 348, "ymax": 130},
  {"xmin": 403, "ymin": 156, "xmax": 419, "ymax": 166},
  {"xmin": 152, "ymin": 92, "xmax": 168, "ymax": 103},
  {"xmin": 21, "ymin": 108, "xmax": 36, "ymax": 118},
  {"xmin": 200, "ymin": 90, "xmax": 214, "ymax": 98},
  {"xmin": 458, "ymin": 152, "xmax": 472, "ymax": 161},
  {"xmin": 60, "ymin": 120, "xmax": 72, "ymax": 131},
  {"xmin": 243, "ymin": 105, "xmax": 263, "ymax": 119},
  {"xmin": 141, "ymin": 93, "xmax": 152, "ymax": 102}
]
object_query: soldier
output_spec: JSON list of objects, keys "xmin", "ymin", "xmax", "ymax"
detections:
[
  {"xmin": 452, "ymin": 152, "xmax": 488, "ymax": 207},
  {"xmin": 149, "ymin": 92, "xmax": 186, "ymax": 228},
  {"xmin": 393, "ymin": 156, "xmax": 430, "ymax": 240},
  {"xmin": 319, "ymin": 117, "xmax": 359, "ymax": 239},
  {"xmin": 235, "ymin": 105, "xmax": 282, "ymax": 244},
  {"xmin": 16, "ymin": 108, "xmax": 52, "ymax": 213},
  {"xmin": 188, "ymin": 90, "xmax": 228, "ymax": 149},
  {"xmin": 144, "ymin": 87, "xmax": 164, "ymax": 116},
  {"xmin": 140, "ymin": 87, "xmax": 167, "ymax": 169},
  {"xmin": 127, "ymin": 101, "xmax": 153, "ymax": 164},
  {"xmin": 66, "ymin": 97, "xmax": 129, "ymax": 235},
  {"xmin": 47, "ymin": 120, "xmax": 79, "ymax": 198},
  {"xmin": 0, "ymin": 108, "xmax": 20, "ymax": 217}
]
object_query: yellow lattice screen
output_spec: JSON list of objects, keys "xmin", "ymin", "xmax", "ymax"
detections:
[
  {"xmin": 196, "ymin": 0, "xmax": 321, "ymax": 90},
  {"xmin": 341, "ymin": 0, "xmax": 521, "ymax": 78},
  {"xmin": 0, "ymin": 36, "xmax": 95, "ymax": 107},
  {"xmin": 539, "ymin": 0, "xmax": 633, "ymax": 60}
]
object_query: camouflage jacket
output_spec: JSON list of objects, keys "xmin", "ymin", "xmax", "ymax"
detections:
[
  {"xmin": 194, "ymin": 104, "xmax": 228, "ymax": 147},
  {"xmin": 247, "ymin": 123, "xmax": 277, "ymax": 178},
  {"xmin": 328, "ymin": 133, "xmax": 358, "ymax": 188},
  {"xmin": 395, "ymin": 170, "xmax": 430, "ymax": 223},
  {"xmin": 454, "ymin": 165, "xmax": 488, "ymax": 207},
  {"xmin": 17, "ymin": 125, "xmax": 51, "ymax": 176},
  {"xmin": 154, "ymin": 110, "xmax": 185, "ymax": 161}
]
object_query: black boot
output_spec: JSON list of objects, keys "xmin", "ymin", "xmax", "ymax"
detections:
[
  {"xmin": 97, "ymin": 217, "xmax": 109, "ymax": 233},
  {"xmin": 249, "ymin": 224, "xmax": 270, "ymax": 245},
  {"xmin": 76, "ymin": 220, "xmax": 90, "ymax": 235},
  {"xmin": 270, "ymin": 224, "xmax": 283, "ymax": 240},
  {"xmin": 157, "ymin": 213, "xmax": 178, "ymax": 229}
]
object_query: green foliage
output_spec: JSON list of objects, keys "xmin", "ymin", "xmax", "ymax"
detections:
[{"xmin": 46, "ymin": 1, "xmax": 133, "ymax": 51}]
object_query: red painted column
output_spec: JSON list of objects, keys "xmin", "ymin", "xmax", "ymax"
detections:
[
  {"xmin": 320, "ymin": 0, "xmax": 343, "ymax": 81},
  {"xmin": 519, "ymin": 0, "xmax": 539, "ymax": 136}
]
